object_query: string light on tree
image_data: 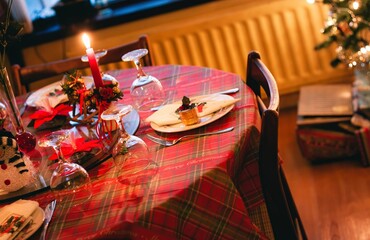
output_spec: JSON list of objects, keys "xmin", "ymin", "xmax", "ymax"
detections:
[
  {"xmin": 308, "ymin": 0, "xmax": 370, "ymax": 68},
  {"xmin": 349, "ymin": 0, "xmax": 361, "ymax": 10}
]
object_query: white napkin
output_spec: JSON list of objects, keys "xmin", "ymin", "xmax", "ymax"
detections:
[
  {"xmin": 0, "ymin": 200, "xmax": 39, "ymax": 240},
  {"xmin": 25, "ymin": 81, "xmax": 67, "ymax": 112},
  {"xmin": 26, "ymin": 76, "xmax": 94, "ymax": 112},
  {"xmin": 145, "ymin": 94, "xmax": 240, "ymax": 126},
  {"xmin": 34, "ymin": 94, "xmax": 67, "ymax": 112}
]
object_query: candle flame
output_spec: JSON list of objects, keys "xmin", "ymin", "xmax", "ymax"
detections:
[{"xmin": 82, "ymin": 33, "xmax": 90, "ymax": 49}]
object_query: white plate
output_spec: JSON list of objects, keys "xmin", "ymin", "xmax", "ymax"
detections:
[
  {"xmin": 150, "ymin": 100, "xmax": 235, "ymax": 133},
  {"xmin": 25, "ymin": 76, "xmax": 93, "ymax": 108},
  {"xmin": 15, "ymin": 207, "xmax": 45, "ymax": 240}
]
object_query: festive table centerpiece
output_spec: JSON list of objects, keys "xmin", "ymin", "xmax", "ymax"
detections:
[{"xmin": 61, "ymin": 70, "xmax": 123, "ymax": 124}]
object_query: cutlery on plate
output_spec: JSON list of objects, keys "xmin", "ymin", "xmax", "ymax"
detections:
[
  {"xmin": 150, "ymin": 88, "xmax": 239, "ymax": 111},
  {"xmin": 40, "ymin": 200, "xmax": 56, "ymax": 240},
  {"xmin": 146, "ymin": 127, "xmax": 234, "ymax": 146}
]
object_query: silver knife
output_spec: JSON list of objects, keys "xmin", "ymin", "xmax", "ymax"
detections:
[
  {"xmin": 150, "ymin": 88, "xmax": 240, "ymax": 111},
  {"xmin": 40, "ymin": 200, "xmax": 57, "ymax": 240}
]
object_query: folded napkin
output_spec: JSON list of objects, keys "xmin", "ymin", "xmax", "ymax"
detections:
[
  {"xmin": 36, "ymin": 93, "xmax": 67, "ymax": 112},
  {"xmin": 27, "ymin": 82, "xmax": 67, "ymax": 112},
  {"xmin": 27, "ymin": 77, "xmax": 94, "ymax": 112},
  {"xmin": 146, "ymin": 94, "xmax": 240, "ymax": 126},
  {"xmin": 0, "ymin": 200, "xmax": 39, "ymax": 240}
]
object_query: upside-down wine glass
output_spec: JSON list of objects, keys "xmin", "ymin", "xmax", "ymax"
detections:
[
  {"xmin": 38, "ymin": 130, "xmax": 92, "ymax": 206},
  {"xmin": 81, "ymin": 49, "xmax": 116, "ymax": 82},
  {"xmin": 100, "ymin": 103, "xmax": 157, "ymax": 183},
  {"xmin": 121, "ymin": 49, "xmax": 165, "ymax": 111}
]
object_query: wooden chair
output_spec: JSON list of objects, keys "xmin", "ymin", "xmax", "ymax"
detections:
[
  {"xmin": 246, "ymin": 51, "xmax": 307, "ymax": 240},
  {"xmin": 11, "ymin": 35, "xmax": 153, "ymax": 96}
]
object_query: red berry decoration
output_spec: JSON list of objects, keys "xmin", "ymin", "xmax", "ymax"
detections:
[
  {"xmin": 4, "ymin": 179, "xmax": 10, "ymax": 185},
  {"xmin": 1, "ymin": 164, "xmax": 6, "ymax": 170},
  {"xmin": 16, "ymin": 131, "xmax": 36, "ymax": 153}
]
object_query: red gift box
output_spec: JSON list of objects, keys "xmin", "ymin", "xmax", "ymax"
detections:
[{"xmin": 296, "ymin": 127, "xmax": 359, "ymax": 162}]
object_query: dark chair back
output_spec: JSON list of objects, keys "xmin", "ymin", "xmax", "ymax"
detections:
[
  {"xmin": 246, "ymin": 51, "xmax": 307, "ymax": 240},
  {"xmin": 12, "ymin": 35, "xmax": 153, "ymax": 96}
]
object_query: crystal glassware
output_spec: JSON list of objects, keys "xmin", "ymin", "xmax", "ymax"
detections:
[
  {"xmin": 0, "ymin": 68, "xmax": 36, "ymax": 153},
  {"xmin": 100, "ymin": 103, "xmax": 157, "ymax": 183},
  {"xmin": 122, "ymin": 49, "xmax": 165, "ymax": 111},
  {"xmin": 38, "ymin": 130, "xmax": 92, "ymax": 206}
]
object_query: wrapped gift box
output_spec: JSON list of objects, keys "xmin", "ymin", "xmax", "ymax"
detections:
[
  {"xmin": 296, "ymin": 84, "xmax": 361, "ymax": 163},
  {"xmin": 296, "ymin": 124, "xmax": 359, "ymax": 162}
]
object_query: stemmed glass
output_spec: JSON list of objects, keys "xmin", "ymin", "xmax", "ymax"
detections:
[
  {"xmin": 122, "ymin": 49, "xmax": 165, "ymax": 111},
  {"xmin": 38, "ymin": 130, "xmax": 92, "ymax": 206},
  {"xmin": 100, "ymin": 103, "xmax": 157, "ymax": 183},
  {"xmin": 81, "ymin": 49, "xmax": 116, "ymax": 81}
]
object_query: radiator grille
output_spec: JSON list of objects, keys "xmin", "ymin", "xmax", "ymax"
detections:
[{"xmin": 150, "ymin": 1, "xmax": 353, "ymax": 95}]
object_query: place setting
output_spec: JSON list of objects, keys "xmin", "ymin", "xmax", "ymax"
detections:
[
  {"xmin": 143, "ymin": 87, "xmax": 240, "ymax": 149},
  {"xmin": 146, "ymin": 92, "xmax": 239, "ymax": 132},
  {"xmin": 0, "ymin": 199, "xmax": 46, "ymax": 240}
]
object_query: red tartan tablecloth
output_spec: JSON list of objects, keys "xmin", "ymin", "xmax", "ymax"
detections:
[{"xmin": 6, "ymin": 65, "xmax": 267, "ymax": 239}]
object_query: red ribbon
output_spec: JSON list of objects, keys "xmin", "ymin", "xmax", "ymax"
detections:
[
  {"xmin": 49, "ymin": 137, "xmax": 102, "ymax": 161},
  {"xmin": 96, "ymin": 100, "xmax": 111, "ymax": 140},
  {"xmin": 29, "ymin": 104, "xmax": 73, "ymax": 129},
  {"xmin": 77, "ymin": 88, "xmax": 87, "ymax": 114}
]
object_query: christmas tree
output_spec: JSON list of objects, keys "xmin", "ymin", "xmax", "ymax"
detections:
[{"xmin": 309, "ymin": 0, "xmax": 370, "ymax": 67}]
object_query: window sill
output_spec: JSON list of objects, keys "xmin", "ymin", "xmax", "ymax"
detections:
[{"xmin": 21, "ymin": 0, "xmax": 211, "ymax": 48}]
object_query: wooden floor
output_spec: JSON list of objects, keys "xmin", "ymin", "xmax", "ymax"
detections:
[{"xmin": 279, "ymin": 107, "xmax": 370, "ymax": 240}]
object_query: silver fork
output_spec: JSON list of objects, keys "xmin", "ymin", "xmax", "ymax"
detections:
[{"xmin": 146, "ymin": 127, "xmax": 234, "ymax": 147}]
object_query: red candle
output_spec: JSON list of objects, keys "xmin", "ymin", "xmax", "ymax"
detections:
[{"xmin": 82, "ymin": 33, "xmax": 104, "ymax": 88}]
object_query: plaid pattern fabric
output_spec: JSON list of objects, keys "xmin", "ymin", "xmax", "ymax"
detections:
[
  {"xmin": 248, "ymin": 203, "xmax": 275, "ymax": 240},
  {"xmin": 235, "ymin": 126, "xmax": 264, "ymax": 209},
  {"xmin": 8, "ymin": 65, "xmax": 268, "ymax": 239}
]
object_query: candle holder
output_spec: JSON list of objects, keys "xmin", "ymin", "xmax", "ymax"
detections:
[{"xmin": 61, "ymin": 70, "xmax": 123, "ymax": 125}]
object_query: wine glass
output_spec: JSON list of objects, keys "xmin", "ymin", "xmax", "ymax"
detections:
[
  {"xmin": 0, "ymin": 100, "xmax": 36, "ymax": 153},
  {"xmin": 122, "ymin": 49, "xmax": 165, "ymax": 111},
  {"xmin": 100, "ymin": 103, "xmax": 157, "ymax": 183},
  {"xmin": 38, "ymin": 130, "xmax": 92, "ymax": 206},
  {"xmin": 81, "ymin": 49, "xmax": 116, "ymax": 81}
]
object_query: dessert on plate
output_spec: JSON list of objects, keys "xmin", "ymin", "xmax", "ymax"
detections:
[{"xmin": 176, "ymin": 96, "xmax": 202, "ymax": 126}]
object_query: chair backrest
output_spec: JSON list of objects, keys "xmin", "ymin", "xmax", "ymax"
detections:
[
  {"xmin": 246, "ymin": 51, "xmax": 307, "ymax": 240},
  {"xmin": 11, "ymin": 35, "xmax": 153, "ymax": 96}
]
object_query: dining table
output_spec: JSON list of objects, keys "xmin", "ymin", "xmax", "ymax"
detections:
[{"xmin": 1, "ymin": 64, "xmax": 268, "ymax": 239}]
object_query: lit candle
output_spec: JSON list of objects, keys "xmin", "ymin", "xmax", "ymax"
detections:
[{"xmin": 82, "ymin": 33, "xmax": 104, "ymax": 88}]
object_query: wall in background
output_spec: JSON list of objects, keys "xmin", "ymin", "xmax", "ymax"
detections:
[{"xmin": 20, "ymin": 0, "xmax": 354, "ymax": 107}]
